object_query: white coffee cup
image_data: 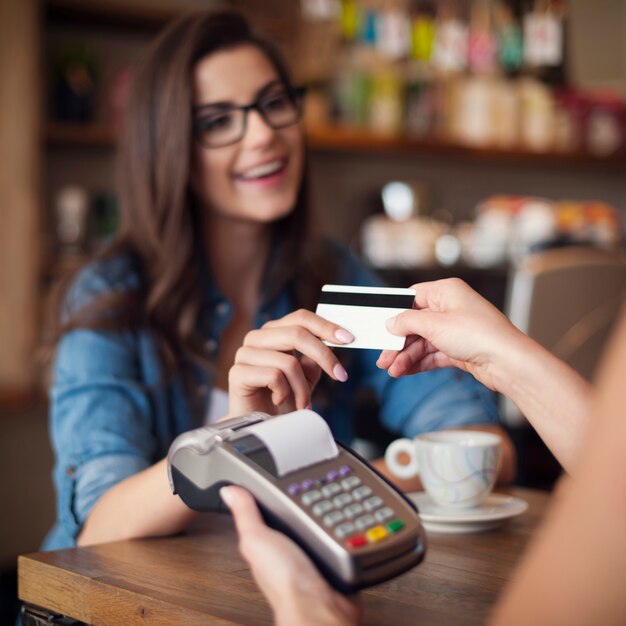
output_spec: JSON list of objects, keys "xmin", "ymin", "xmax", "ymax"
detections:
[{"xmin": 384, "ymin": 430, "xmax": 502, "ymax": 508}]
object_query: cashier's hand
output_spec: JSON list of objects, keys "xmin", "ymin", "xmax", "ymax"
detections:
[
  {"xmin": 377, "ymin": 279, "xmax": 528, "ymax": 392},
  {"xmin": 228, "ymin": 310, "xmax": 353, "ymax": 417},
  {"xmin": 221, "ymin": 486, "xmax": 359, "ymax": 626}
]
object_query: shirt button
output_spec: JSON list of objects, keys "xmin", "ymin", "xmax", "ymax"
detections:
[
  {"xmin": 206, "ymin": 339, "xmax": 218, "ymax": 353},
  {"xmin": 216, "ymin": 302, "xmax": 230, "ymax": 317},
  {"xmin": 66, "ymin": 465, "xmax": 76, "ymax": 477}
]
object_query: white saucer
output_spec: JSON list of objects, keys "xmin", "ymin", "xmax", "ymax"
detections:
[{"xmin": 407, "ymin": 492, "xmax": 529, "ymax": 534}]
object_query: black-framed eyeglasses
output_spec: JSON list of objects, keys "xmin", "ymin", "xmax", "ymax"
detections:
[{"xmin": 192, "ymin": 86, "xmax": 306, "ymax": 149}]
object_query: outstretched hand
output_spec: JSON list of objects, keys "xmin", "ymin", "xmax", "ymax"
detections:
[{"xmin": 377, "ymin": 278, "xmax": 528, "ymax": 392}]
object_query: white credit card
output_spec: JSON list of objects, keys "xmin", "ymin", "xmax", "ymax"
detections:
[{"xmin": 315, "ymin": 284, "xmax": 416, "ymax": 351}]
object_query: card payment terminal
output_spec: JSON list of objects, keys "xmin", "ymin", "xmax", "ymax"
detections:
[{"xmin": 167, "ymin": 409, "xmax": 426, "ymax": 592}]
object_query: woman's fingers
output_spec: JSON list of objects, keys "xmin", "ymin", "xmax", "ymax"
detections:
[
  {"xmin": 234, "ymin": 347, "xmax": 312, "ymax": 410},
  {"xmin": 263, "ymin": 309, "xmax": 354, "ymax": 346},
  {"xmin": 243, "ymin": 325, "xmax": 348, "ymax": 382},
  {"xmin": 299, "ymin": 355, "xmax": 322, "ymax": 392},
  {"xmin": 229, "ymin": 363, "xmax": 293, "ymax": 407}
]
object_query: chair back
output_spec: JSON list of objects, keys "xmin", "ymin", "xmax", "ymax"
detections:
[{"xmin": 502, "ymin": 246, "xmax": 626, "ymax": 426}]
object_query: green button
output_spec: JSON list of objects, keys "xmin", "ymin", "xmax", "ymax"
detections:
[{"xmin": 387, "ymin": 519, "xmax": 405, "ymax": 533}]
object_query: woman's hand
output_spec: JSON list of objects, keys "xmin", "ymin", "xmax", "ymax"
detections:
[
  {"xmin": 228, "ymin": 310, "xmax": 353, "ymax": 417},
  {"xmin": 221, "ymin": 486, "xmax": 359, "ymax": 626},
  {"xmin": 377, "ymin": 278, "xmax": 529, "ymax": 393}
]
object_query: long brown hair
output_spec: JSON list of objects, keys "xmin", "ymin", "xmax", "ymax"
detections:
[{"xmin": 46, "ymin": 10, "xmax": 334, "ymax": 381}]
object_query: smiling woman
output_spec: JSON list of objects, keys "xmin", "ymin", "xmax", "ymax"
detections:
[
  {"xmin": 189, "ymin": 47, "xmax": 305, "ymax": 228},
  {"xmin": 41, "ymin": 9, "xmax": 514, "ymax": 553}
]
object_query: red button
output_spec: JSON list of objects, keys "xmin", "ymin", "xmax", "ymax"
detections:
[{"xmin": 346, "ymin": 534, "xmax": 367, "ymax": 548}]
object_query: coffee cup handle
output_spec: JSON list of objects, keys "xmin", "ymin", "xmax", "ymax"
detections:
[{"xmin": 384, "ymin": 438, "xmax": 419, "ymax": 480}]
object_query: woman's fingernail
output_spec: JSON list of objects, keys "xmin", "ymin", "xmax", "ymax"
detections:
[
  {"xmin": 220, "ymin": 487, "xmax": 233, "ymax": 507},
  {"xmin": 334, "ymin": 329, "xmax": 354, "ymax": 344},
  {"xmin": 385, "ymin": 316, "xmax": 397, "ymax": 331},
  {"xmin": 333, "ymin": 363, "xmax": 348, "ymax": 382}
]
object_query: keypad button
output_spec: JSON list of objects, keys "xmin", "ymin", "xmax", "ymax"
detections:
[
  {"xmin": 301, "ymin": 479, "xmax": 314, "ymax": 490},
  {"xmin": 312, "ymin": 500, "xmax": 333, "ymax": 516},
  {"xmin": 366, "ymin": 525, "xmax": 388, "ymax": 543},
  {"xmin": 374, "ymin": 507, "xmax": 395, "ymax": 523},
  {"xmin": 352, "ymin": 485, "xmax": 372, "ymax": 500},
  {"xmin": 387, "ymin": 519, "xmax": 405, "ymax": 533},
  {"xmin": 340, "ymin": 476, "xmax": 361, "ymax": 490},
  {"xmin": 323, "ymin": 511, "xmax": 345, "ymax": 527},
  {"xmin": 326, "ymin": 469, "xmax": 339, "ymax": 482},
  {"xmin": 301, "ymin": 490, "xmax": 322, "ymax": 506},
  {"xmin": 321, "ymin": 483, "xmax": 342, "ymax": 498},
  {"xmin": 343, "ymin": 503, "xmax": 364, "ymax": 519},
  {"xmin": 339, "ymin": 465, "xmax": 352, "ymax": 477},
  {"xmin": 355, "ymin": 514, "xmax": 376, "ymax": 530},
  {"xmin": 334, "ymin": 522, "xmax": 356, "ymax": 539},
  {"xmin": 287, "ymin": 483, "xmax": 301, "ymax": 496},
  {"xmin": 332, "ymin": 493, "xmax": 352, "ymax": 508},
  {"xmin": 363, "ymin": 496, "xmax": 384, "ymax": 512},
  {"xmin": 346, "ymin": 534, "xmax": 367, "ymax": 548}
]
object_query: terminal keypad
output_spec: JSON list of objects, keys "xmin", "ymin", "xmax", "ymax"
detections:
[{"xmin": 293, "ymin": 465, "xmax": 406, "ymax": 548}]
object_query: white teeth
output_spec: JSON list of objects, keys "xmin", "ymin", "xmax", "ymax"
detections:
[{"xmin": 240, "ymin": 160, "xmax": 283, "ymax": 179}]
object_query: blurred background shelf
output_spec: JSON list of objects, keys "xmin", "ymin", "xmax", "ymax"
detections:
[
  {"xmin": 307, "ymin": 125, "xmax": 626, "ymax": 169},
  {"xmin": 45, "ymin": 121, "xmax": 118, "ymax": 147},
  {"xmin": 45, "ymin": 121, "xmax": 626, "ymax": 171}
]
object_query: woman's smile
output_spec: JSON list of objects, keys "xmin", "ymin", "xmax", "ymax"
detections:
[{"xmin": 233, "ymin": 157, "xmax": 289, "ymax": 185}]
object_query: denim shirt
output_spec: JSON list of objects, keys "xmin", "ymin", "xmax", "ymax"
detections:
[{"xmin": 43, "ymin": 244, "xmax": 498, "ymax": 550}]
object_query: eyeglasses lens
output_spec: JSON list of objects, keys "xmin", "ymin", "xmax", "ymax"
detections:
[
  {"xmin": 260, "ymin": 91, "xmax": 302, "ymax": 128},
  {"xmin": 194, "ymin": 89, "xmax": 303, "ymax": 148}
]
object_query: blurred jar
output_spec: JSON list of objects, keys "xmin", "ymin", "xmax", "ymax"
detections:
[
  {"xmin": 303, "ymin": 87, "xmax": 332, "ymax": 129},
  {"xmin": 435, "ymin": 232, "xmax": 462, "ymax": 266},
  {"xmin": 519, "ymin": 78, "xmax": 555, "ymax": 152},
  {"xmin": 491, "ymin": 79, "xmax": 519, "ymax": 148},
  {"xmin": 368, "ymin": 72, "xmax": 404, "ymax": 134},
  {"xmin": 449, "ymin": 76, "xmax": 495, "ymax": 146},
  {"xmin": 396, "ymin": 218, "xmax": 444, "ymax": 267},
  {"xmin": 361, "ymin": 216, "xmax": 443, "ymax": 268},
  {"xmin": 553, "ymin": 89, "xmax": 585, "ymax": 152},
  {"xmin": 381, "ymin": 180, "xmax": 430, "ymax": 220},
  {"xmin": 405, "ymin": 79, "xmax": 437, "ymax": 137},
  {"xmin": 53, "ymin": 41, "xmax": 99, "ymax": 122},
  {"xmin": 361, "ymin": 215, "xmax": 397, "ymax": 267},
  {"xmin": 509, "ymin": 199, "xmax": 558, "ymax": 262},
  {"xmin": 55, "ymin": 186, "xmax": 89, "ymax": 254},
  {"xmin": 91, "ymin": 191, "xmax": 119, "ymax": 250},
  {"xmin": 331, "ymin": 65, "xmax": 370, "ymax": 127},
  {"xmin": 585, "ymin": 93, "xmax": 626, "ymax": 156},
  {"xmin": 107, "ymin": 66, "xmax": 133, "ymax": 133},
  {"xmin": 462, "ymin": 208, "xmax": 513, "ymax": 268},
  {"xmin": 582, "ymin": 201, "xmax": 623, "ymax": 247},
  {"xmin": 376, "ymin": 8, "xmax": 411, "ymax": 59}
]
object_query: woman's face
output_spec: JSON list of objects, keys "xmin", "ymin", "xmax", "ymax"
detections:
[{"xmin": 190, "ymin": 45, "xmax": 304, "ymax": 225}]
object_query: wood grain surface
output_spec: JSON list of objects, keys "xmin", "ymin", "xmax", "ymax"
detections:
[{"xmin": 19, "ymin": 488, "xmax": 549, "ymax": 626}]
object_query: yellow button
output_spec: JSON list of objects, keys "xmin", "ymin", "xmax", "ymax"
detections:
[{"xmin": 366, "ymin": 526, "xmax": 388, "ymax": 543}]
